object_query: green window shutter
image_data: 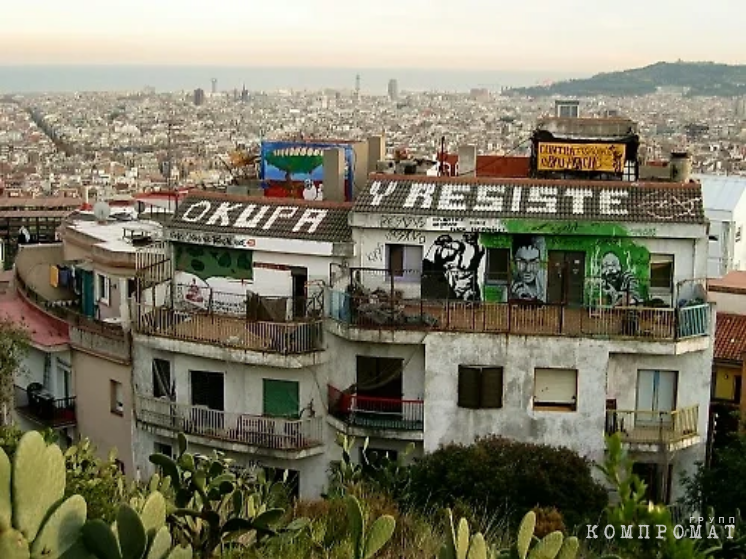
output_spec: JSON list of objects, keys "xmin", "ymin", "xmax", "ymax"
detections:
[
  {"xmin": 262, "ymin": 379, "xmax": 300, "ymax": 418},
  {"xmin": 480, "ymin": 367, "xmax": 504, "ymax": 409},
  {"xmin": 458, "ymin": 366, "xmax": 481, "ymax": 409}
]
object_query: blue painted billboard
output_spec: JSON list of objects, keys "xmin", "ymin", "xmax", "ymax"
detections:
[{"xmin": 259, "ymin": 141, "xmax": 355, "ymax": 201}]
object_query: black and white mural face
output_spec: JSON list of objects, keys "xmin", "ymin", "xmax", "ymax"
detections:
[
  {"xmin": 600, "ymin": 251, "xmax": 642, "ymax": 306},
  {"xmin": 510, "ymin": 235, "xmax": 546, "ymax": 303},
  {"xmin": 422, "ymin": 232, "xmax": 485, "ymax": 301}
]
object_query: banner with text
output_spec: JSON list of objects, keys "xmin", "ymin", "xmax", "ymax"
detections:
[{"xmin": 537, "ymin": 142, "xmax": 626, "ymax": 173}]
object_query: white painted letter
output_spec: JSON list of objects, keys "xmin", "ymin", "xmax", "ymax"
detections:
[
  {"xmin": 639, "ymin": 525, "xmax": 650, "ymax": 539},
  {"xmin": 293, "ymin": 209, "xmax": 328, "ymax": 234},
  {"xmin": 600, "ymin": 189, "xmax": 629, "ymax": 216},
  {"xmin": 526, "ymin": 186, "xmax": 558, "ymax": 214},
  {"xmin": 404, "ymin": 183, "xmax": 436, "ymax": 208},
  {"xmin": 510, "ymin": 187, "xmax": 522, "ymax": 212},
  {"xmin": 673, "ymin": 525, "xmax": 686, "ymax": 539},
  {"xmin": 262, "ymin": 206, "xmax": 298, "ymax": 230},
  {"xmin": 181, "ymin": 201, "xmax": 211, "ymax": 223},
  {"xmin": 474, "ymin": 184, "xmax": 505, "ymax": 211},
  {"xmin": 620, "ymin": 525, "xmax": 633, "ymax": 539},
  {"xmin": 207, "ymin": 202, "xmax": 243, "ymax": 226},
  {"xmin": 604, "ymin": 525, "xmax": 615, "ymax": 539},
  {"xmin": 708, "ymin": 525, "xmax": 718, "ymax": 539},
  {"xmin": 369, "ymin": 180, "xmax": 397, "ymax": 206},
  {"xmin": 726, "ymin": 525, "xmax": 736, "ymax": 539},
  {"xmin": 233, "ymin": 204, "xmax": 257, "ymax": 228},
  {"xmin": 236, "ymin": 205, "xmax": 269, "ymax": 228},
  {"xmin": 564, "ymin": 188, "xmax": 594, "ymax": 214},
  {"xmin": 690, "ymin": 525, "xmax": 702, "ymax": 539},
  {"xmin": 438, "ymin": 184, "xmax": 470, "ymax": 211},
  {"xmin": 586, "ymin": 525, "xmax": 598, "ymax": 539},
  {"xmin": 656, "ymin": 525, "xmax": 667, "ymax": 539}
]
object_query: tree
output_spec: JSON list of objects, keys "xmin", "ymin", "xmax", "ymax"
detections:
[{"xmin": 0, "ymin": 316, "xmax": 30, "ymax": 425}]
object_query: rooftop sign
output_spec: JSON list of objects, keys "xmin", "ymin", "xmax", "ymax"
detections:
[{"xmin": 353, "ymin": 179, "xmax": 704, "ymax": 224}]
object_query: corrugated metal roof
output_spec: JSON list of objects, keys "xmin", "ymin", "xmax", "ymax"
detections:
[
  {"xmin": 693, "ymin": 174, "xmax": 746, "ymax": 213},
  {"xmin": 353, "ymin": 176, "xmax": 706, "ymax": 224}
]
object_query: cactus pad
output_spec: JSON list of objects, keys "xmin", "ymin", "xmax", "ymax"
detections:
[
  {"xmin": 30, "ymin": 495, "xmax": 87, "ymax": 559},
  {"xmin": 0, "ymin": 529, "xmax": 30, "ymax": 559},
  {"xmin": 0, "ymin": 447, "xmax": 11, "ymax": 530}
]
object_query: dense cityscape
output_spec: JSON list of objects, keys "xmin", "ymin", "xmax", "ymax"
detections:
[{"xmin": 4, "ymin": 59, "xmax": 746, "ymax": 558}]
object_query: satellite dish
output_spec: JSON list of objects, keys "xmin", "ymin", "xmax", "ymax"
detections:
[{"xmin": 93, "ymin": 201, "xmax": 111, "ymax": 223}]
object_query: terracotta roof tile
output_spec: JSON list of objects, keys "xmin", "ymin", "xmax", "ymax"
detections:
[
  {"xmin": 715, "ymin": 312, "xmax": 746, "ymax": 362},
  {"xmin": 708, "ymin": 271, "xmax": 746, "ymax": 294},
  {"xmin": 0, "ymin": 294, "xmax": 69, "ymax": 348},
  {"xmin": 353, "ymin": 176, "xmax": 706, "ymax": 224},
  {"xmin": 168, "ymin": 192, "xmax": 352, "ymax": 244}
]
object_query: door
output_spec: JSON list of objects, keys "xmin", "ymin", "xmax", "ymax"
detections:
[
  {"xmin": 291, "ymin": 267, "xmax": 307, "ymax": 319},
  {"xmin": 262, "ymin": 379, "xmax": 300, "ymax": 419},
  {"xmin": 81, "ymin": 270, "xmax": 95, "ymax": 317},
  {"xmin": 636, "ymin": 370, "xmax": 677, "ymax": 426},
  {"xmin": 547, "ymin": 251, "xmax": 585, "ymax": 305},
  {"xmin": 190, "ymin": 371, "xmax": 224, "ymax": 430}
]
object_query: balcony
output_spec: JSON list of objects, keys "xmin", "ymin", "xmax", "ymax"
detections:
[
  {"xmin": 133, "ymin": 286, "xmax": 324, "ymax": 355},
  {"xmin": 135, "ymin": 395, "xmax": 324, "ymax": 455},
  {"xmin": 69, "ymin": 315, "xmax": 131, "ymax": 363},
  {"xmin": 14, "ymin": 385, "xmax": 76, "ymax": 428},
  {"xmin": 329, "ymin": 290, "xmax": 710, "ymax": 343},
  {"xmin": 604, "ymin": 405, "xmax": 700, "ymax": 451},
  {"xmin": 327, "ymin": 385, "xmax": 424, "ymax": 434}
]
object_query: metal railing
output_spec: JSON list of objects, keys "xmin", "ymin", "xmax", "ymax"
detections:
[
  {"xmin": 14, "ymin": 385, "xmax": 76, "ymax": 427},
  {"xmin": 328, "ymin": 385, "xmax": 424, "ymax": 431},
  {"xmin": 328, "ymin": 290, "xmax": 710, "ymax": 341},
  {"xmin": 135, "ymin": 395, "xmax": 324, "ymax": 451},
  {"xmin": 604, "ymin": 405, "xmax": 699, "ymax": 446},
  {"xmin": 133, "ymin": 302, "xmax": 324, "ymax": 353}
]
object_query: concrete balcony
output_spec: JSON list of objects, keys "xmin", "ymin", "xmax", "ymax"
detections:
[
  {"xmin": 135, "ymin": 394, "xmax": 325, "ymax": 459},
  {"xmin": 605, "ymin": 405, "xmax": 700, "ymax": 452},
  {"xmin": 328, "ymin": 290, "xmax": 710, "ymax": 345},
  {"xmin": 14, "ymin": 385, "xmax": 77, "ymax": 428},
  {"xmin": 327, "ymin": 384, "xmax": 424, "ymax": 441},
  {"xmin": 69, "ymin": 317, "xmax": 131, "ymax": 364}
]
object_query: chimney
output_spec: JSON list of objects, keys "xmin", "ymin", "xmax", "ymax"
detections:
[
  {"xmin": 323, "ymin": 148, "xmax": 346, "ymax": 202},
  {"xmin": 457, "ymin": 145, "xmax": 477, "ymax": 177},
  {"xmin": 669, "ymin": 151, "xmax": 692, "ymax": 183},
  {"xmin": 79, "ymin": 185, "xmax": 90, "ymax": 204},
  {"xmin": 367, "ymin": 135, "xmax": 385, "ymax": 174}
]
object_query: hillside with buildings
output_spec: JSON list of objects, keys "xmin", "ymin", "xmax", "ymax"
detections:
[{"xmin": 508, "ymin": 61, "xmax": 746, "ymax": 97}]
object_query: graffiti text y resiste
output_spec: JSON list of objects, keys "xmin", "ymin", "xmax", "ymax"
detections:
[{"xmin": 367, "ymin": 181, "xmax": 629, "ymax": 216}]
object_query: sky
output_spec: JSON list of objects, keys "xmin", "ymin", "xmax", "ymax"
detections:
[{"xmin": 0, "ymin": 0, "xmax": 743, "ymax": 72}]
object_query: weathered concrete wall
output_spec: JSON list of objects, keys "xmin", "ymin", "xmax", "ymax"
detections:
[{"xmin": 16, "ymin": 244, "xmax": 70, "ymax": 301}]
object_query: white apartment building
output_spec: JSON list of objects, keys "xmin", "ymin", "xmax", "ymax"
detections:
[
  {"xmin": 326, "ymin": 176, "xmax": 713, "ymax": 504},
  {"xmin": 129, "ymin": 176, "xmax": 714, "ymax": 504},
  {"xmin": 130, "ymin": 193, "xmax": 352, "ymax": 497}
]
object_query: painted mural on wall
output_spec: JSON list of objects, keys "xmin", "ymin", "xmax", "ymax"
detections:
[
  {"xmin": 173, "ymin": 243, "xmax": 253, "ymax": 314},
  {"xmin": 421, "ymin": 233, "xmax": 485, "ymax": 301},
  {"xmin": 510, "ymin": 234, "xmax": 546, "ymax": 302}
]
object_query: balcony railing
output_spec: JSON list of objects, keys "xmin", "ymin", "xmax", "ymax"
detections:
[
  {"xmin": 328, "ymin": 290, "xmax": 710, "ymax": 341},
  {"xmin": 327, "ymin": 385, "xmax": 424, "ymax": 431},
  {"xmin": 135, "ymin": 395, "xmax": 324, "ymax": 452},
  {"xmin": 14, "ymin": 385, "xmax": 77, "ymax": 428},
  {"xmin": 604, "ymin": 405, "xmax": 699, "ymax": 447},
  {"xmin": 133, "ymin": 302, "xmax": 324, "ymax": 354}
]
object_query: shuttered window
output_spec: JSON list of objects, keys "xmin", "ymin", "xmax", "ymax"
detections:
[
  {"xmin": 533, "ymin": 368, "xmax": 577, "ymax": 411},
  {"xmin": 458, "ymin": 366, "xmax": 503, "ymax": 409},
  {"xmin": 262, "ymin": 379, "xmax": 300, "ymax": 419}
]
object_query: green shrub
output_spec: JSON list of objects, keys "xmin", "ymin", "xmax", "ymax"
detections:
[{"xmin": 405, "ymin": 436, "xmax": 607, "ymax": 529}]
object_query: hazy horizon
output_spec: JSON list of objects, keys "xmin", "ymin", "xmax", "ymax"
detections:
[{"xmin": 1, "ymin": 0, "xmax": 743, "ymax": 73}]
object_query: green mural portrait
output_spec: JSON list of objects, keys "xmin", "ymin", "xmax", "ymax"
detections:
[
  {"xmin": 480, "ymin": 220, "xmax": 651, "ymax": 306},
  {"xmin": 173, "ymin": 243, "xmax": 253, "ymax": 281}
]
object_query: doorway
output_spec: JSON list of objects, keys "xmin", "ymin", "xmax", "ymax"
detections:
[
  {"xmin": 547, "ymin": 251, "xmax": 585, "ymax": 305},
  {"xmin": 291, "ymin": 267, "xmax": 307, "ymax": 319},
  {"xmin": 636, "ymin": 370, "xmax": 677, "ymax": 426},
  {"xmin": 355, "ymin": 356, "xmax": 404, "ymax": 428}
]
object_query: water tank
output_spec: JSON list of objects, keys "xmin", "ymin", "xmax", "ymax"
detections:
[{"xmin": 669, "ymin": 152, "xmax": 692, "ymax": 183}]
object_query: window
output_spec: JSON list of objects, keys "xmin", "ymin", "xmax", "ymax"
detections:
[
  {"xmin": 385, "ymin": 244, "xmax": 423, "ymax": 281},
  {"xmin": 650, "ymin": 254, "xmax": 674, "ymax": 290},
  {"xmin": 457, "ymin": 366, "xmax": 503, "ymax": 409},
  {"xmin": 485, "ymin": 248, "xmax": 510, "ymax": 284},
  {"xmin": 110, "ymin": 380, "xmax": 124, "ymax": 415},
  {"xmin": 152, "ymin": 358, "xmax": 172, "ymax": 399},
  {"xmin": 154, "ymin": 442, "xmax": 173, "ymax": 458},
  {"xmin": 114, "ymin": 459, "xmax": 125, "ymax": 474},
  {"xmin": 263, "ymin": 379, "xmax": 300, "ymax": 419},
  {"xmin": 97, "ymin": 273, "xmax": 111, "ymax": 305},
  {"xmin": 533, "ymin": 368, "xmax": 577, "ymax": 411}
]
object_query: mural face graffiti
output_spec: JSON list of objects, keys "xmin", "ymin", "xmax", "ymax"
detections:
[
  {"xmin": 599, "ymin": 251, "xmax": 642, "ymax": 306},
  {"xmin": 422, "ymin": 233, "xmax": 485, "ymax": 301},
  {"xmin": 511, "ymin": 235, "xmax": 546, "ymax": 303}
]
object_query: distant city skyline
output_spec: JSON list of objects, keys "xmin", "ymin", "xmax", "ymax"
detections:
[{"xmin": 1, "ymin": 0, "xmax": 743, "ymax": 73}]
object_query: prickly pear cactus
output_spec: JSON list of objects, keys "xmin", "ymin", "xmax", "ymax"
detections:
[
  {"xmin": 82, "ymin": 491, "xmax": 193, "ymax": 559},
  {"xmin": 0, "ymin": 430, "xmax": 87, "ymax": 559},
  {"xmin": 345, "ymin": 494, "xmax": 396, "ymax": 559},
  {"xmin": 496, "ymin": 511, "xmax": 580, "ymax": 559},
  {"xmin": 438, "ymin": 509, "xmax": 489, "ymax": 559}
]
